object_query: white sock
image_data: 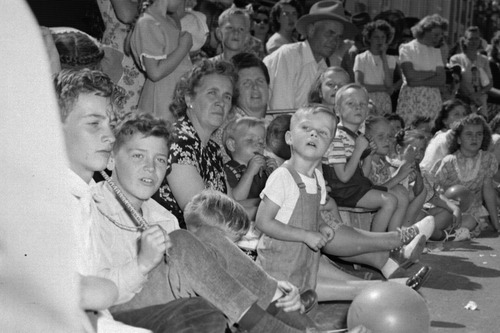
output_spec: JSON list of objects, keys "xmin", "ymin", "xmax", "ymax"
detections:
[{"xmin": 381, "ymin": 258, "xmax": 400, "ymax": 278}]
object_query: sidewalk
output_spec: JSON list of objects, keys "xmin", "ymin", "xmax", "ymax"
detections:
[{"xmin": 312, "ymin": 230, "xmax": 500, "ymax": 332}]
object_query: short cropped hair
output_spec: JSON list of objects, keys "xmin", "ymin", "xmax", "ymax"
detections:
[
  {"xmin": 448, "ymin": 114, "xmax": 491, "ymax": 154},
  {"xmin": 223, "ymin": 116, "xmax": 265, "ymax": 156},
  {"xmin": 266, "ymin": 114, "xmax": 292, "ymax": 160},
  {"xmin": 362, "ymin": 20, "xmax": 395, "ymax": 46},
  {"xmin": 54, "ymin": 68, "xmax": 123, "ymax": 122},
  {"xmin": 334, "ymin": 83, "xmax": 369, "ymax": 114},
  {"xmin": 170, "ymin": 59, "xmax": 238, "ymax": 119},
  {"xmin": 184, "ymin": 190, "xmax": 250, "ymax": 240},
  {"xmin": 232, "ymin": 52, "xmax": 270, "ymax": 84},
  {"xmin": 218, "ymin": 7, "xmax": 251, "ymax": 28},
  {"xmin": 113, "ymin": 112, "xmax": 173, "ymax": 152},
  {"xmin": 411, "ymin": 14, "xmax": 448, "ymax": 39},
  {"xmin": 290, "ymin": 104, "xmax": 337, "ymax": 141}
]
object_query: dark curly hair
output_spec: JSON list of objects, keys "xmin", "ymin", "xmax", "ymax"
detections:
[
  {"xmin": 169, "ymin": 59, "xmax": 238, "ymax": 119},
  {"xmin": 113, "ymin": 112, "xmax": 174, "ymax": 152},
  {"xmin": 447, "ymin": 113, "xmax": 491, "ymax": 154},
  {"xmin": 362, "ymin": 20, "xmax": 395, "ymax": 47},
  {"xmin": 269, "ymin": 0, "xmax": 302, "ymax": 33},
  {"xmin": 431, "ymin": 99, "xmax": 470, "ymax": 134}
]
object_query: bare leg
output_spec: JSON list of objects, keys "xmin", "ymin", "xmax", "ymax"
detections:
[
  {"xmin": 322, "ymin": 225, "xmax": 401, "ymax": 257},
  {"xmin": 427, "ymin": 207, "xmax": 453, "ymax": 240},
  {"xmin": 403, "ymin": 189, "xmax": 427, "ymax": 227},
  {"xmin": 356, "ymin": 190, "xmax": 397, "ymax": 232},
  {"xmin": 315, "ymin": 256, "xmax": 408, "ymax": 301},
  {"xmin": 387, "ymin": 185, "xmax": 409, "ymax": 231}
]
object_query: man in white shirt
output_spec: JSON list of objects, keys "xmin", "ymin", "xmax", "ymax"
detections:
[{"xmin": 264, "ymin": 1, "xmax": 357, "ymax": 111}]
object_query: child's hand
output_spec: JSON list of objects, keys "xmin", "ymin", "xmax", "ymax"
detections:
[
  {"xmin": 402, "ymin": 145, "xmax": 416, "ymax": 164},
  {"xmin": 266, "ymin": 157, "xmax": 278, "ymax": 173},
  {"xmin": 179, "ymin": 31, "xmax": 193, "ymax": 52},
  {"xmin": 319, "ymin": 224, "xmax": 335, "ymax": 242},
  {"xmin": 247, "ymin": 153, "xmax": 266, "ymax": 176},
  {"xmin": 355, "ymin": 135, "xmax": 370, "ymax": 152},
  {"xmin": 275, "ymin": 281, "xmax": 304, "ymax": 313},
  {"xmin": 304, "ymin": 231, "xmax": 327, "ymax": 251},
  {"xmin": 137, "ymin": 225, "xmax": 170, "ymax": 275},
  {"xmin": 396, "ymin": 160, "xmax": 414, "ymax": 179}
]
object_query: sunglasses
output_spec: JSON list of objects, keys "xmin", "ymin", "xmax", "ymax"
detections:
[{"xmin": 254, "ymin": 18, "xmax": 269, "ymax": 24}]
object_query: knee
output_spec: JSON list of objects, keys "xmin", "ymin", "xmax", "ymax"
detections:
[{"xmin": 381, "ymin": 192, "xmax": 398, "ymax": 210}]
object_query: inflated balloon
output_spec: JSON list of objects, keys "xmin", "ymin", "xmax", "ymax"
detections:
[
  {"xmin": 444, "ymin": 185, "xmax": 474, "ymax": 212},
  {"xmin": 347, "ymin": 282, "xmax": 430, "ymax": 333}
]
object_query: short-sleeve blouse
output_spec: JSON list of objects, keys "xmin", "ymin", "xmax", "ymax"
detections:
[
  {"xmin": 430, "ymin": 150, "xmax": 498, "ymax": 218},
  {"xmin": 156, "ymin": 116, "xmax": 227, "ymax": 228},
  {"xmin": 353, "ymin": 50, "xmax": 397, "ymax": 85}
]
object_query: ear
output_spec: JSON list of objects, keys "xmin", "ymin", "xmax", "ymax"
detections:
[
  {"xmin": 215, "ymin": 27, "xmax": 223, "ymax": 43},
  {"xmin": 107, "ymin": 153, "xmax": 116, "ymax": 171},
  {"xmin": 306, "ymin": 23, "xmax": 316, "ymax": 39},
  {"xmin": 226, "ymin": 138, "xmax": 236, "ymax": 152},
  {"xmin": 285, "ymin": 130, "xmax": 293, "ymax": 146}
]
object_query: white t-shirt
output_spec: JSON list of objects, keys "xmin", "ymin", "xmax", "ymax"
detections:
[{"xmin": 260, "ymin": 167, "xmax": 327, "ymax": 224}]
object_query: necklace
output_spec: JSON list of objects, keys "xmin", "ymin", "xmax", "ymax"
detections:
[{"xmin": 99, "ymin": 171, "xmax": 150, "ymax": 232}]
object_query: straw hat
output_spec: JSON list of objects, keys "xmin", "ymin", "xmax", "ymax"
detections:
[{"xmin": 295, "ymin": 0, "xmax": 358, "ymax": 39}]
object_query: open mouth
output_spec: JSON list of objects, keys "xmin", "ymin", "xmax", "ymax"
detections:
[{"xmin": 140, "ymin": 177, "xmax": 155, "ymax": 185}]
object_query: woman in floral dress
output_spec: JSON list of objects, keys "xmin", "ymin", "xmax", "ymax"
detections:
[
  {"xmin": 97, "ymin": 0, "xmax": 145, "ymax": 113},
  {"xmin": 154, "ymin": 59, "xmax": 237, "ymax": 228},
  {"xmin": 396, "ymin": 14, "xmax": 448, "ymax": 126}
]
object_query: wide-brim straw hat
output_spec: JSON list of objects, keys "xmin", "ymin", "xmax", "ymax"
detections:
[{"xmin": 296, "ymin": 0, "xmax": 358, "ymax": 39}]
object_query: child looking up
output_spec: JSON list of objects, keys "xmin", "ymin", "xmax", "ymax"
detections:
[
  {"xmin": 323, "ymin": 84, "xmax": 407, "ymax": 231},
  {"xmin": 256, "ymin": 105, "xmax": 433, "ymax": 294},
  {"xmin": 212, "ymin": 7, "xmax": 251, "ymax": 62},
  {"xmin": 223, "ymin": 117, "xmax": 278, "ymax": 200},
  {"xmin": 129, "ymin": 0, "xmax": 193, "ymax": 121}
]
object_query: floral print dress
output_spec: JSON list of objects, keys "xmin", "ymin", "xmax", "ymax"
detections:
[
  {"xmin": 155, "ymin": 116, "xmax": 227, "ymax": 229},
  {"xmin": 97, "ymin": 0, "xmax": 145, "ymax": 113},
  {"xmin": 430, "ymin": 150, "xmax": 498, "ymax": 223}
]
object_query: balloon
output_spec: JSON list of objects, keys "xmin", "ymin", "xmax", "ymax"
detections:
[
  {"xmin": 347, "ymin": 282, "xmax": 430, "ymax": 333},
  {"xmin": 444, "ymin": 185, "xmax": 474, "ymax": 211}
]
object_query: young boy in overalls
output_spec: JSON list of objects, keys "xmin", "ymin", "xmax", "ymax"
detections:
[{"xmin": 256, "ymin": 105, "xmax": 336, "ymax": 293}]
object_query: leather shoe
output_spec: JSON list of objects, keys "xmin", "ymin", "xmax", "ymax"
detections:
[
  {"xmin": 300, "ymin": 289, "xmax": 318, "ymax": 313},
  {"xmin": 406, "ymin": 265, "xmax": 432, "ymax": 291}
]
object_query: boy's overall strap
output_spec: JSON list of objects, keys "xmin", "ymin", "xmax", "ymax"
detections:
[{"xmin": 282, "ymin": 162, "xmax": 306, "ymax": 190}]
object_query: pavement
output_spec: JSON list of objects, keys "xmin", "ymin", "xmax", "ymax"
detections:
[{"xmin": 312, "ymin": 230, "xmax": 500, "ymax": 332}]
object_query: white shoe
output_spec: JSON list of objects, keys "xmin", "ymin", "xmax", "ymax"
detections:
[{"xmin": 411, "ymin": 216, "xmax": 435, "ymax": 240}]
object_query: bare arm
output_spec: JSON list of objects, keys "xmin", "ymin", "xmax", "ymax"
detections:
[
  {"xmin": 401, "ymin": 62, "xmax": 445, "ymax": 87},
  {"xmin": 333, "ymin": 136, "xmax": 369, "ymax": 182},
  {"xmin": 256, "ymin": 196, "xmax": 327, "ymax": 251},
  {"xmin": 355, "ymin": 70, "xmax": 388, "ymax": 93},
  {"xmin": 110, "ymin": 0, "xmax": 137, "ymax": 24},
  {"xmin": 142, "ymin": 31, "xmax": 192, "ymax": 82},
  {"xmin": 167, "ymin": 163, "xmax": 206, "ymax": 211}
]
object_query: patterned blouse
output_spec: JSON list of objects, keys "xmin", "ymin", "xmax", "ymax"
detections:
[
  {"xmin": 430, "ymin": 150, "xmax": 498, "ymax": 219},
  {"xmin": 155, "ymin": 116, "xmax": 227, "ymax": 228}
]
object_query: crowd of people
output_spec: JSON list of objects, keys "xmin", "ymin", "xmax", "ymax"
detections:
[{"xmin": 15, "ymin": 0, "xmax": 500, "ymax": 332}]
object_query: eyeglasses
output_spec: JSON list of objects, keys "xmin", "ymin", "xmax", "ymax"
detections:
[{"xmin": 254, "ymin": 18, "xmax": 269, "ymax": 24}]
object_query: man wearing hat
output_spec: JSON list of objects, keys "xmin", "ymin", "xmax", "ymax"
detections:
[{"xmin": 264, "ymin": 0, "xmax": 357, "ymax": 111}]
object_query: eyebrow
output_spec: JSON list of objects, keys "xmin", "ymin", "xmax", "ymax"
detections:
[{"xmin": 83, "ymin": 114, "xmax": 107, "ymax": 120}]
